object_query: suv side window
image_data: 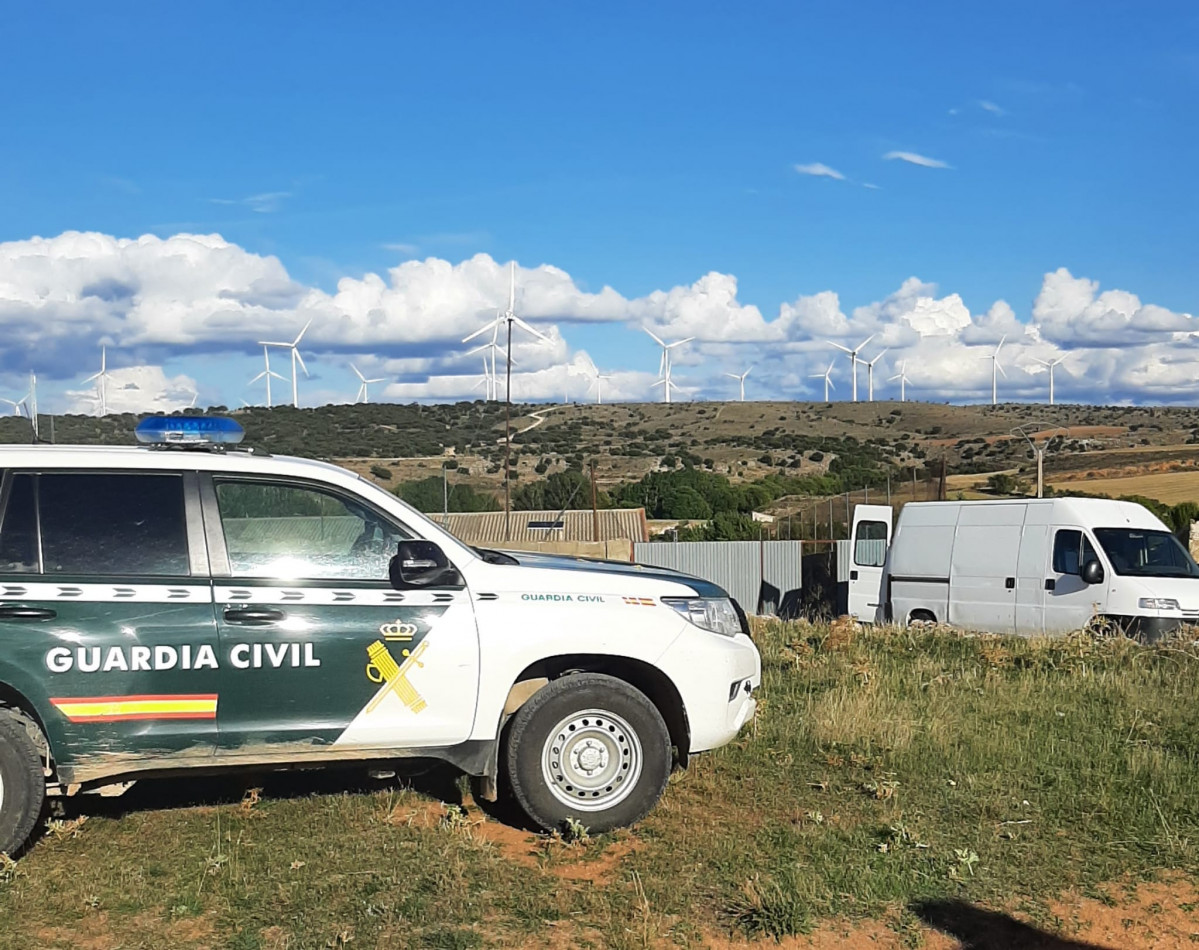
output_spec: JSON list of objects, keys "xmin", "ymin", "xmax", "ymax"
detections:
[
  {"xmin": 214, "ymin": 480, "xmax": 406, "ymax": 580},
  {"xmin": 0, "ymin": 474, "xmax": 39, "ymax": 573},
  {"xmin": 38, "ymin": 473, "xmax": 189, "ymax": 576},
  {"xmin": 854, "ymin": 520, "xmax": 888, "ymax": 567}
]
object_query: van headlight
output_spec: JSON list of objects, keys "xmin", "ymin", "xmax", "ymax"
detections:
[
  {"xmin": 662, "ymin": 597, "xmax": 741, "ymax": 637},
  {"xmin": 1139, "ymin": 597, "xmax": 1181, "ymax": 611}
]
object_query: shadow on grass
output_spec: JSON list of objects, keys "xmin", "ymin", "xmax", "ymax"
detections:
[
  {"xmin": 911, "ymin": 899, "xmax": 1111, "ymax": 950},
  {"xmin": 50, "ymin": 759, "xmax": 468, "ymax": 823}
]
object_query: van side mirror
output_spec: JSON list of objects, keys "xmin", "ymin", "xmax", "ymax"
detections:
[
  {"xmin": 1081, "ymin": 559, "xmax": 1104, "ymax": 586},
  {"xmin": 390, "ymin": 540, "xmax": 462, "ymax": 589}
]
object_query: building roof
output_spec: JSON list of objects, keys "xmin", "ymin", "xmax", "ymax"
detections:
[{"xmin": 443, "ymin": 508, "xmax": 649, "ymax": 544}]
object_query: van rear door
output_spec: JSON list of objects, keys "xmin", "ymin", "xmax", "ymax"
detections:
[{"xmin": 849, "ymin": 505, "xmax": 893, "ymax": 622}]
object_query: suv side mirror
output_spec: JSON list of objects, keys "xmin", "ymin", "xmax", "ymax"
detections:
[
  {"xmin": 1081, "ymin": 559, "xmax": 1105, "ymax": 586},
  {"xmin": 390, "ymin": 540, "xmax": 462, "ymax": 589}
]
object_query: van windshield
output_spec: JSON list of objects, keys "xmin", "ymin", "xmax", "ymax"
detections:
[{"xmin": 1093, "ymin": 528, "xmax": 1199, "ymax": 578}]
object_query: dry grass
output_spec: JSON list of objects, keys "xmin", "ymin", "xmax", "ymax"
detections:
[{"xmin": 1050, "ymin": 468, "xmax": 1199, "ymax": 504}]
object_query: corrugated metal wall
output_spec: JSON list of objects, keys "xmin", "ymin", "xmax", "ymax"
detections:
[{"xmin": 632, "ymin": 541, "xmax": 804, "ymax": 617}]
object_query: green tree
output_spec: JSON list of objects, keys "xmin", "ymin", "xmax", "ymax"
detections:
[{"xmin": 394, "ymin": 476, "xmax": 499, "ymax": 513}]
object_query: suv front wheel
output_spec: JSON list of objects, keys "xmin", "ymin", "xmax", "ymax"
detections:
[
  {"xmin": 0, "ymin": 709, "xmax": 46, "ymax": 856},
  {"xmin": 503, "ymin": 673, "xmax": 672, "ymax": 834}
]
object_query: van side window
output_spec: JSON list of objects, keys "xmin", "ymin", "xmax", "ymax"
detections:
[
  {"xmin": 39, "ymin": 474, "xmax": 190, "ymax": 576},
  {"xmin": 1052, "ymin": 529, "xmax": 1098, "ymax": 575},
  {"xmin": 854, "ymin": 520, "xmax": 888, "ymax": 567},
  {"xmin": 0, "ymin": 475, "xmax": 38, "ymax": 573}
]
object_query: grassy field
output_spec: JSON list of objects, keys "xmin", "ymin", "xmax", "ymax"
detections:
[
  {"xmin": 2, "ymin": 622, "xmax": 1198, "ymax": 948},
  {"xmin": 1050, "ymin": 469, "xmax": 1199, "ymax": 505}
]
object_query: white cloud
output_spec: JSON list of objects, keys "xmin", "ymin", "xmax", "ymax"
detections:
[
  {"xmin": 794, "ymin": 163, "xmax": 846, "ymax": 180},
  {"xmin": 978, "ymin": 99, "xmax": 1007, "ymax": 116},
  {"xmin": 883, "ymin": 151, "xmax": 951, "ymax": 169},
  {"xmin": 65, "ymin": 365, "xmax": 197, "ymax": 415},
  {"xmin": 382, "ymin": 242, "xmax": 420, "ymax": 256},
  {"xmin": 209, "ymin": 191, "xmax": 291, "ymax": 213},
  {"xmin": 3, "ymin": 230, "xmax": 1198, "ymax": 407}
]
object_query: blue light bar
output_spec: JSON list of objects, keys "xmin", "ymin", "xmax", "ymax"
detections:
[{"xmin": 135, "ymin": 415, "xmax": 245, "ymax": 445}]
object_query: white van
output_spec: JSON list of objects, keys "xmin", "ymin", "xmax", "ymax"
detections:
[{"xmin": 847, "ymin": 497, "xmax": 1199, "ymax": 638}]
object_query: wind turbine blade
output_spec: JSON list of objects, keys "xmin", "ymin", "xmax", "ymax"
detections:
[
  {"xmin": 995, "ymin": 334, "xmax": 1006, "ymax": 354},
  {"xmin": 1032, "ymin": 357, "xmax": 1050, "ymax": 366},
  {"xmin": 856, "ymin": 333, "xmax": 876, "ymax": 352},
  {"xmin": 828, "ymin": 341, "xmax": 853, "ymax": 354},
  {"xmin": 873, "ymin": 348, "xmax": 889, "ymax": 364},
  {"xmin": 351, "ymin": 364, "xmax": 366, "ymax": 382},
  {"xmin": 269, "ymin": 370, "xmax": 287, "ymax": 381},
  {"xmin": 511, "ymin": 316, "xmax": 549, "ymax": 341},
  {"xmin": 508, "ymin": 261, "xmax": 516, "ymax": 313},
  {"xmin": 723, "ymin": 373, "xmax": 740, "ymax": 380},
  {"xmin": 651, "ymin": 379, "xmax": 666, "ymax": 388},
  {"xmin": 367, "ymin": 377, "xmax": 385, "ymax": 384},
  {"xmin": 667, "ymin": 337, "xmax": 695, "ymax": 348},
  {"xmin": 744, "ymin": 366, "xmax": 753, "ymax": 378},
  {"xmin": 258, "ymin": 340, "xmax": 291, "ymax": 347},
  {"xmin": 828, "ymin": 377, "xmax": 835, "ymax": 390},
  {"xmin": 83, "ymin": 372, "xmax": 101, "ymax": 383},
  {"xmin": 294, "ymin": 350, "xmax": 309, "ymax": 377},
  {"xmin": 643, "ymin": 327, "xmax": 667, "ymax": 347},
  {"xmin": 292, "ymin": 319, "xmax": 312, "ymax": 347},
  {"xmin": 996, "ymin": 362, "xmax": 1007, "ymax": 378},
  {"xmin": 462, "ymin": 323, "xmax": 494, "ymax": 344},
  {"xmin": 249, "ymin": 371, "xmax": 267, "ymax": 384}
]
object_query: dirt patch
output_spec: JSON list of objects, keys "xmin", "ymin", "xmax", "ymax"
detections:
[
  {"xmin": 548, "ymin": 838, "xmax": 641, "ymax": 884},
  {"xmin": 1049, "ymin": 878, "xmax": 1199, "ymax": 949}
]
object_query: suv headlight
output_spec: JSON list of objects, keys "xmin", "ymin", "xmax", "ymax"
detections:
[
  {"xmin": 662, "ymin": 596, "xmax": 741, "ymax": 637},
  {"xmin": 1139, "ymin": 597, "xmax": 1181, "ymax": 611}
]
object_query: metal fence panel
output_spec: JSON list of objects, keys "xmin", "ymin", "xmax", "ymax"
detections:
[
  {"xmin": 836, "ymin": 540, "xmax": 853, "ymax": 582},
  {"xmin": 632, "ymin": 541, "xmax": 804, "ymax": 616}
]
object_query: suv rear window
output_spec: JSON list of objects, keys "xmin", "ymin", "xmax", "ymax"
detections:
[{"xmin": 0, "ymin": 473, "xmax": 190, "ymax": 577}]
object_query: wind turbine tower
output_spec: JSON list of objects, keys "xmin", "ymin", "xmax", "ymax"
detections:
[
  {"xmin": 809, "ymin": 361, "xmax": 836, "ymax": 402},
  {"xmin": 864, "ymin": 349, "xmax": 888, "ymax": 402},
  {"xmin": 987, "ymin": 335, "xmax": 1007, "ymax": 405},
  {"xmin": 351, "ymin": 364, "xmax": 386, "ymax": 404},
  {"xmin": 248, "ymin": 345, "xmax": 286, "ymax": 407},
  {"xmin": 259, "ymin": 320, "xmax": 312, "ymax": 408},
  {"xmin": 644, "ymin": 328, "xmax": 694, "ymax": 404},
  {"xmin": 828, "ymin": 334, "xmax": 876, "ymax": 402},
  {"xmin": 1034, "ymin": 355, "xmax": 1065, "ymax": 405},
  {"xmin": 84, "ymin": 345, "xmax": 114, "ymax": 417},
  {"xmin": 888, "ymin": 360, "xmax": 911, "ymax": 402},
  {"xmin": 723, "ymin": 366, "xmax": 752, "ymax": 401}
]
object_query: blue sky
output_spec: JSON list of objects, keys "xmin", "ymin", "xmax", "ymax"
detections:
[{"xmin": 1, "ymin": 2, "xmax": 1198, "ymax": 410}]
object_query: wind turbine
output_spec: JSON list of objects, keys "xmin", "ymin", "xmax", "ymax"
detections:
[
  {"xmin": 985, "ymin": 335, "xmax": 1007, "ymax": 405},
  {"xmin": 466, "ymin": 322, "xmax": 501, "ymax": 400},
  {"xmin": 259, "ymin": 320, "xmax": 311, "ymax": 408},
  {"xmin": 84, "ymin": 345, "xmax": 114, "ymax": 417},
  {"xmin": 864, "ymin": 349, "xmax": 888, "ymax": 402},
  {"xmin": 723, "ymin": 366, "xmax": 752, "ymax": 402},
  {"xmin": 0, "ymin": 396, "xmax": 24, "ymax": 417},
  {"xmin": 644, "ymin": 327, "xmax": 694, "ymax": 404},
  {"xmin": 888, "ymin": 360, "xmax": 911, "ymax": 402},
  {"xmin": 351, "ymin": 364, "xmax": 386, "ymax": 404},
  {"xmin": 809, "ymin": 361, "xmax": 836, "ymax": 402},
  {"xmin": 1033, "ymin": 355, "xmax": 1065, "ymax": 405},
  {"xmin": 828, "ymin": 334, "xmax": 875, "ymax": 402},
  {"xmin": 587, "ymin": 364, "xmax": 612, "ymax": 404},
  {"xmin": 248, "ymin": 344, "xmax": 286, "ymax": 407}
]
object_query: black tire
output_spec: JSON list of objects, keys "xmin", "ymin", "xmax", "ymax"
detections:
[
  {"xmin": 503, "ymin": 673, "xmax": 671, "ymax": 834},
  {"xmin": 0, "ymin": 709, "xmax": 45, "ymax": 857},
  {"xmin": 909, "ymin": 610, "xmax": 937, "ymax": 627}
]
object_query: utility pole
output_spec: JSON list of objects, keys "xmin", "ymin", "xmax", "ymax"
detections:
[
  {"xmin": 1012, "ymin": 426, "xmax": 1067, "ymax": 499},
  {"xmin": 442, "ymin": 462, "xmax": 449, "ymax": 527},
  {"xmin": 589, "ymin": 459, "xmax": 599, "ymax": 542}
]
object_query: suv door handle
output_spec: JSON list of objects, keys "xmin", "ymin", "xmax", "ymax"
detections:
[
  {"xmin": 1044, "ymin": 578, "xmax": 1056, "ymax": 591},
  {"xmin": 0, "ymin": 605, "xmax": 56, "ymax": 620},
  {"xmin": 223, "ymin": 607, "xmax": 285, "ymax": 625}
]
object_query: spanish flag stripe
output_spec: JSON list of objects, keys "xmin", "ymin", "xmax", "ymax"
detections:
[{"xmin": 50, "ymin": 694, "xmax": 218, "ymax": 723}]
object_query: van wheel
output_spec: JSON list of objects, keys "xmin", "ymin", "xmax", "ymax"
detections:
[
  {"xmin": 503, "ymin": 673, "xmax": 671, "ymax": 834},
  {"xmin": 0, "ymin": 709, "xmax": 46, "ymax": 857},
  {"xmin": 909, "ymin": 610, "xmax": 937, "ymax": 627}
]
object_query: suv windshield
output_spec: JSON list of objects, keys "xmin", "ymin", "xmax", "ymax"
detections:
[{"xmin": 1093, "ymin": 528, "xmax": 1199, "ymax": 578}]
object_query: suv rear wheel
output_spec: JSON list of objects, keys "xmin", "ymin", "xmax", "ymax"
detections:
[
  {"xmin": 503, "ymin": 673, "xmax": 671, "ymax": 834},
  {"xmin": 0, "ymin": 709, "xmax": 45, "ymax": 856}
]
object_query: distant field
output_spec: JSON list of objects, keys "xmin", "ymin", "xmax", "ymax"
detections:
[
  {"xmin": 3, "ymin": 622, "xmax": 1197, "ymax": 949},
  {"xmin": 1051, "ymin": 470, "xmax": 1199, "ymax": 504}
]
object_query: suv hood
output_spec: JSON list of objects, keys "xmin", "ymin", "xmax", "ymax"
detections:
[{"xmin": 486, "ymin": 549, "xmax": 730, "ymax": 599}]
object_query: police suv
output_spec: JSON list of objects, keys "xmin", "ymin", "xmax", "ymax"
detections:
[{"xmin": 0, "ymin": 416, "xmax": 760, "ymax": 855}]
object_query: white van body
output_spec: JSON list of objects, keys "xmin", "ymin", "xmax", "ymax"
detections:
[{"xmin": 849, "ymin": 498, "xmax": 1199, "ymax": 637}]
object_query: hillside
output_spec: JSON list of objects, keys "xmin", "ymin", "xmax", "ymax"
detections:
[{"xmin": 5, "ymin": 399, "xmax": 1199, "ymax": 504}]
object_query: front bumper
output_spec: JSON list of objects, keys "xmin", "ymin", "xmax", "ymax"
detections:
[{"xmin": 658, "ymin": 630, "xmax": 761, "ymax": 754}]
